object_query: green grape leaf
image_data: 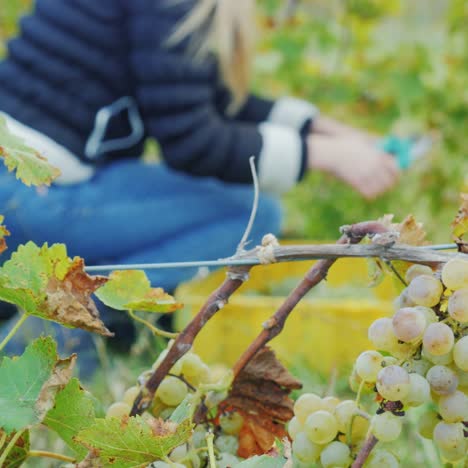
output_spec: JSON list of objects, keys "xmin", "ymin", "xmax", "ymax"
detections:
[
  {"xmin": 96, "ymin": 270, "xmax": 183, "ymax": 313},
  {"xmin": 0, "ymin": 430, "xmax": 30, "ymax": 468},
  {"xmin": 0, "ymin": 337, "xmax": 76, "ymax": 434},
  {"xmin": 74, "ymin": 416, "xmax": 192, "ymax": 468},
  {"xmin": 44, "ymin": 378, "xmax": 96, "ymax": 459},
  {"xmin": 0, "ymin": 242, "xmax": 112, "ymax": 336},
  {"xmin": 0, "ymin": 215, "xmax": 9, "ymax": 254},
  {"xmin": 0, "ymin": 116, "xmax": 61, "ymax": 186}
]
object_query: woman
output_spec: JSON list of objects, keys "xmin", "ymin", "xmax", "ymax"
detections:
[{"xmin": 0, "ymin": 0, "xmax": 398, "ymax": 357}]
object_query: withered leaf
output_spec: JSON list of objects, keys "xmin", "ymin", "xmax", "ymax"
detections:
[
  {"xmin": 451, "ymin": 193, "xmax": 468, "ymax": 253},
  {"xmin": 0, "ymin": 215, "xmax": 9, "ymax": 254},
  {"xmin": 44, "ymin": 258, "xmax": 111, "ymax": 336},
  {"xmin": 222, "ymin": 347, "xmax": 302, "ymax": 458}
]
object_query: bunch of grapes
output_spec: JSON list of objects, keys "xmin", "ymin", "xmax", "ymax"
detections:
[
  {"xmin": 359, "ymin": 258, "xmax": 467, "ymax": 465},
  {"xmin": 105, "ymin": 344, "xmax": 245, "ymax": 467}
]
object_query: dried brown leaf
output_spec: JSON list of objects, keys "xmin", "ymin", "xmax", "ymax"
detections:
[
  {"xmin": 44, "ymin": 258, "xmax": 112, "ymax": 336},
  {"xmin": 451, "ymin": 193, "xmax": 468, "ymax": 253},
  {"xmin": 222, "ymin": 347, "xmax": 302, "ymax": 458}
]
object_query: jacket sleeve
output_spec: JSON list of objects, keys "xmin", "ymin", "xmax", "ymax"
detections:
[{"xmin": 129, "ymin": 3, "xmax": 308, "ymax": 193}]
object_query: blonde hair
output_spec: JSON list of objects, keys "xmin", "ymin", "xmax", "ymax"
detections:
[{"xmin": 170, "ymin": 0, "xmax": 255, "ymax": 113}]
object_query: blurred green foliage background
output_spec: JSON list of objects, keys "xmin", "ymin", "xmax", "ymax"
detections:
[{"xmin": 1, "ymin": 0, "xmax": 467, "ymax": 242}]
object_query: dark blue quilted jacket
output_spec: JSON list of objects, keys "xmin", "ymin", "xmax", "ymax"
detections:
[{"xmin": 0, "ymin": 0, "xmax": 290, "ymax": 183}]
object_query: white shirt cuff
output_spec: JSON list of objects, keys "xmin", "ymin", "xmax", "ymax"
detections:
[
  {"xmin": 257, "ymin": 122, "xmax": 303, "ymax": 195},
  {"xmin": 267, "ymin": 96, "xmax": 319, "ymax": 132}
]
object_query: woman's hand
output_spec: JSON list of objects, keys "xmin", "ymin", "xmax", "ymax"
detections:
[
  {"xmin": 307, "ymin": 134, "xmax": 400, "ymax": 200},
  {"xmin": 312, "ymin": 115, "xmax": 377, "ymax": 144}
]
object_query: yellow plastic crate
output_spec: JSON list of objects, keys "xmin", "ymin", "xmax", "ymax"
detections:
[{"xmin": 175, "ymin": 253, "xmax": 398, "ymax": 375}]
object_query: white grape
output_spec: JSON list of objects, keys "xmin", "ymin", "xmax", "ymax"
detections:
[
  {"xmin": 320, "ymin": 441, "xmax": 351, "ymax": 468},
  {"xmin": 321, "ymin": 396, "xmax": 341, "ymax": 413},
  {"xmin": 417, "ymin": 409, "xmax": 440, "ymax": 439},
  {"xmin": 192, "ymin": 425, "xmax": 207, "ymax": 449},
  {"xmin": 453, "ymin": 336, "xmax": 468, "ymax": 371},
  {"xmin": 438, "ymin": 390, "xmax": 468, "ymax": 422},
  {"xmin": 455, "ymin": 367, "xmax": 468, "ymax": 387},
  {"xmin": 370, "ymin": 412, "xmax": 403, "ymax": 442},
  {"xmin": 363, "ymin": 449, "xmax": 399, "ymax": 468},
  {"xmin": 288, "ymin": 416, "xmax": 303, "ymax": 440},
  {"xmin": 214, "ymin": 435, "xmax": 239, "ymax": 455},
  {"xmin": 294, "ymin": 393, "xmax": 323, "ymax": 424},
  {"xmin": 292, "ymin": 432, "xmax": 322, "ymax": 463},
  {"xmin": 422, "ymin": 323, "xmax": 455, "ymax": 356},
  {"xmin": 405, "ymin": 264, "xmax": 433, "ymax": 284},
  {"xmin": 216, "ymin": 452, "xmax": 240, "ymax": 468},
  {"xmin": 122, "ymin": 386, "xmax": 140, "ymax": 406},
  {"xmin": 334, "ymin": 400, "xmax": 358, "ymax": 433},
  {"xmin": 181, "ymin": 353, "xmax": 205, "ymax": 377},
  {"xmin": 106, "ymin": 401, "xmax": 131, "ymax": 419},
  {"xmin": 392, "ymin": 307, "xmax": 426, "ymax": 343},
  {"xmin": 426, "ymin": 365, "xmax": 459, "ymax": 395},
  {"xmin": 414, "ymin": 305, "xmax": 438, "ymax": 326},
  {"xmin": 393, "ymin": 289, "xmax": 415, "ymax": 309},
  {"xmin": 447, "ymin": 288, "xmax": 468, "ymax": 322},
  {"xmin": 157, "ymin": 376, "xmax": 188, "ymax": 406},
  {"xmin": 401, "ymin": 373, "xmax": 431, "ymax": 407},
  {"xmin": 219, "ymin": 412, "xmax": 244, "ymax": 435},
  {"xmin": 368, "ymin": 318, "xmax": 399, "ymax": 351},
  {"xmin": 304, "ymin": 410, "xmax": 338, "ymax": 444},
  {"xmin": 441, "ymin": 257, "xmax": 468, "ymax": 290},
  {"xmin": 407, "ymin": 274, "xmax": 443, "ymax": 307},
  {"xmin": 169, "ymin": 444, "xmax": 187, "ymax": 462},
  {"xmin": 376, "ymin": 365, "xmax": 410, "ymax": 401},
  {"xmin": 433, "ymin": 421, "xmax": 465, "ymax": 450},
  {"xmin": 356, "ymin": 350, "xmax": 384, "ymax": 382}
]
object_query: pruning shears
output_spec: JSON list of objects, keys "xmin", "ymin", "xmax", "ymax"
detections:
[{"xmin": 380, "ymin": 134, "xmax": 434, "ymax": 170}]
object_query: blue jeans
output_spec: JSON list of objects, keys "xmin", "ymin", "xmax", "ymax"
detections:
[{"xmin": 0, "ymin": 160, "xmax": 281, "ymax": 374}]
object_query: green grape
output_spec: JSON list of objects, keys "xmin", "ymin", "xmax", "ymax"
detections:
[
  {"xmin": 192, "ymin": 425, "xmax": 207, "ymax": 449},
  {"xmin": 214, "ymin": 435, "xmax": 239, "ymax": 455},
  {"xmin": 426, "ymin": 365, "xmax": 459, "ymax": 395},
  {"xmin": 417, "ymin": 409, "xmax": 440, "ymax": 439},
  {"xmin": 157, "ymin": 376, "xmax": 188, "ymax": 406},
  {"xmin": 185, "ymin": 363, "xmax": 210, "ymax": 387},
  {"xmin": 376, "ymin": 365, "xmax": 410, "ymax": 401},
  {"xmin": 292, "ymin": 432, "xmax": 322, "ymax": 463},
  {"xmin": 204, "ymin": 389, "xmax": 228, "ymax": 409},
  {"xmin": 158, "ymin": 407, "xmax": 176, "ymax": 420},
  {"xmin": 304, "ymin": 410, "xmax": 338, "ymax": 444},
  {"xmin": 169, "ymin": 444, "xmax": 187, "ymax": 462},
  {"xmin": 320, "ymin": 441, "xmax": 351, "ymax": 467},
  {"xmin": 219, "ymin": 411, "xmax": 244, "ymax": 435},
  {"xmin": 453, "ymin": 336, "xmax": 468, "ymax": 371},
  {"xmin": 401, "ymin": 373, "xmax": 431, "ymax": 407},
  {"xmin": 368, "ymin": 318, "xmax": 399, "ymax": 352},
  {"xmin": 402, "ymin": 357, "xmax": 431, "ymax": 375},
  {"xmin": 322, "ymin": 396, "xmax": 341, "ymax": 413},
  {"xmin": 433, "ymin": 421, "xmax": 465, "ymax": 450},
  {"xmin": 422, "ymin": 348, "xmax": 453, "ymax": 366},
  {"xmin": 407, "ymin": 274, "xmax": 443, "ymax": 307},
  {"xmin": 355, "ymin": 350, "xmax": 384, "ymax": 382},
  {"xmin": 181, "ymin": 353, "xmax": 205, "ymax": 378},
  {"xmin": 287, "ymin": 416, "xmax": 303, "ymax": 440},
  {"xmin": 294, "ymin": 393, "xmax": 323, "ymax": 424},
  {"xmin": 438, "ymin": 441, "xmax": 467, "ymax": 463},
  {"xmin": 422, "ymin": 323, "xmax": 455, "ymax": 356},
  {"xmin": 392, "ymin": 307, "xmax": 426, "ymax": 343},
  {"xmin": 441, "ymin": 258, "xmax": 468, "ymax": 290},
  {"xmin": 216, "ymin": 452, "xmax": 239, "ymax": 468},
  {"xmin": 334, "ymin": 400, "xmax": 358, "ymax": 433},
  {"xmin": 405, "ymin": 264, "xmax": 433, "ymax": 284},
  {"xmin": 370, "ymin": 413, "xmax": 403, "ymax": 442},
  {"xmin": 122, "ymin": 386, "xmax": 140, "ymax": 406},
  {"xmin": 438, "ymin": 390, "xmax": 468, "ymax": 423},
  {"xmin": 363, "ymin": 449, "xmax": 399, "ymax": 468},
  {"xmin": 447, "ymin": 288, "xmax": 468, "ymax": 322},
  {"xmin": 106, "ymin": 402, "xmax": 130, "ymax": 419}
]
